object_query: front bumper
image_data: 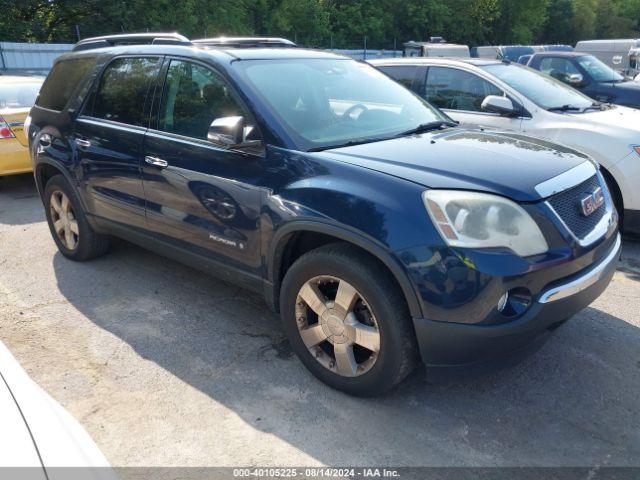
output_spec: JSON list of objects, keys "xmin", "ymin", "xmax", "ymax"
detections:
[{"xmin": 413, "ymin": 233, "xmax": 621, "ymax": 368}]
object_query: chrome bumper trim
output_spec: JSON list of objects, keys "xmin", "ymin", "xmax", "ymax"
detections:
[
  {"xmin": 534, "ymin": 161, "xmax": 596, "ymax": 198},
  {"xmin": 539, "ymin": 233, "xmax": 621, "ymax": 304}
]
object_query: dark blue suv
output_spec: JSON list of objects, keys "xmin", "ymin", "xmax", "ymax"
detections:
[
  {"xmin": 526, "ymin": 52, "xmax": 640, "ymax": 108},
  {"xmin": 27, "ymin": 33, "xmax": 621, "ymax": 396}
]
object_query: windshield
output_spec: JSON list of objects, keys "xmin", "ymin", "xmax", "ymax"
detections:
[
  {"xmin": 576, "ymin": 55, "xmax": 625, "ymax": 82},
  {"xmin": 235, "ymin": 58, "xmax": 448, "ymax": 151},
  {"xmin": 0, "ymin": 81, "xmax": 43, "ymax": 109},
  {"xmin": 482, "ymin": 63, "xmax": 593, "ymax": 110}
]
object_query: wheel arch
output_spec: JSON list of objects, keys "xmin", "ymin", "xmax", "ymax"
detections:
[{"xmin": 266, "ymin": 221, "xmax": 423, "ymax": 318}]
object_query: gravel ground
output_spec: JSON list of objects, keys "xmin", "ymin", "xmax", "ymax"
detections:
[{"xmin": 0, "ymin": 173, "xmax": 639, "ymax": 468}]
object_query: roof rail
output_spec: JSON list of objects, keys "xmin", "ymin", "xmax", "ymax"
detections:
[
  {"xmin": 192, "ymin": 37, "xmax": 297, "ymax": 49},
  {"xmin": 73, "ymin": 32, "xmax": 191, "ymax": 52}
]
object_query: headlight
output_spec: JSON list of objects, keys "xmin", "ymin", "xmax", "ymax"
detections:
[{"xmin": 423, "ymin": 190, "xmax": 548, "ymax": 257}]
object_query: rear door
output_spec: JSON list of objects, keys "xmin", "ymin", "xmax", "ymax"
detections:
[
  {"xmin": 141, "ymin": 58, "xmax": 265, "ymax": 282},
  {"xmin": 73, "ymin": 56, "xmax": 161, "ymax": 232},
  {"xmin": 420, "ymin": 66, "xmax": 523, "ymax": 131}
]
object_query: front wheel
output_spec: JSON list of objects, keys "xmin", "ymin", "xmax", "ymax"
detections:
[{"xmin": 280, "ymin": 243, "xmax": 418, "ymax": 396}]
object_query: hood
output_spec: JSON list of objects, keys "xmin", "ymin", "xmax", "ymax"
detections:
[
  {"xmin": 317, "ymin": 128, "xmax": 590, "ymax": 202},
  {"xmin": 598, "ymin": 79, "xmax": 640, "ymax": 93},
  {"xmin": 580, "ymin": 103, "xmax": 640, "ymax": 127}
]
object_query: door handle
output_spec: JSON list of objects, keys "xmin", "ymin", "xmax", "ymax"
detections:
[
  {"xmin": 75, "ymin": 138, "xmax": 91, "ymax": 148},
  {"xmin": 145, "ymin": 156, "xmax": 168, "ymax": 168}
]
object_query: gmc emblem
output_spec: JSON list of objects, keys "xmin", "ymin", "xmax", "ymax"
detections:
[{"xmin": 580, "ymin": 187, "xmax": 605, "ymax": 217}]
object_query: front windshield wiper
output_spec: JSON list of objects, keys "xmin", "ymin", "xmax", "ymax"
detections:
[
  {"xmin": 395, "ymin": 120, "xmax": 458, "ymax": 137},
  {"xmin": 307, "ymin": 120, "xmax": 458, "ymax": 152},
  {"xmin": 307, "ymin": 136, "xmax": 393, "ymax": 152},
  {"xmin": 547, "ymin": 104, "xmax": 583, "ymax": 112}
]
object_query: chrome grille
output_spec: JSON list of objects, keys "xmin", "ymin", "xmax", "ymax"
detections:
[{"xmin": 548, "ymin": 175, "xmax": 606, "ymax": 239}]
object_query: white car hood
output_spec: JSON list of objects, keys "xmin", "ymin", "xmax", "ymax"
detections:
[
  {"xmin": 578, "ymin": 104, "xmax": 640, "ymax": 131},
  {"xmin": 0, "ymin": 342, "xmax": 115, "ymax": 480}
]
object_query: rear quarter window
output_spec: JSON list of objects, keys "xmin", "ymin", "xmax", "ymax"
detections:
[{"xmin": 36, "ymin": 57, "xmax": 95, "ymax": 111}]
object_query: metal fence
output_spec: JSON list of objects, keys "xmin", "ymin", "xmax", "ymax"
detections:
[{"xmin": 0, "ymin": 42, "xmax": 73, "ymax": 76}]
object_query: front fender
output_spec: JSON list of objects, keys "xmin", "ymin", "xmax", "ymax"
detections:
[{"xmin": 265, "ymin": 219, "xmax": 424, "ymax": 318}]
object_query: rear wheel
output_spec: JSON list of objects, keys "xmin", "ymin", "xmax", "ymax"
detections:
[
  {"xmin": 280, "ymin": 243, "xmax": 418, "ymax": 396},
  {"xmin": 43, "ymin": 175, "xmax": 110, "ymax": 261}
]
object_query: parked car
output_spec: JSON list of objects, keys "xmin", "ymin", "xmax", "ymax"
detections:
[
  {"xmin": 517, "ymin": 54, "xmax": 533, "ymax": 65},
  {"xmin": 471, "ymin": 45, "xmax": 534, "ymax": 62},
  {"xmin": 473, "ymin": 45, "xmax": 573, "ymax": 63},
  {"xmin": 404, "ymin": 38, "xmax": 470, "ymax": 58},
  {"xmin": 526, "ymin": 51, "xmax": 640, "ymax": 108},
  {"xmin": 0, "ymin": 75, "xmax": 43, "ymax": 176},
  {"xmin": 373, "ymin": 57, "xmax": 640, "ymax": 237},
  {"xmin": 0, "ymin": 340, "xmax": 113, "ymax": 479},
  {"xmin": 28, "ymin": 33, "xmax": 620, "ymax": 396},
  {"xmin": 576, "ymin": 38, "xmax": 640, "ymax": 77}
]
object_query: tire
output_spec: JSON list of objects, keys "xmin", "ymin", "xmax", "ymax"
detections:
[
  {"xmin": 43, "ymin": 174, "xmax": 110, "ymax": 261},
  {"xmin": 280, "ymin": 243, "xmax": 418, "ymax": 396},
  {"xmin": 602, "ymin": 171, "xmax": 624, "ymax": 230}
]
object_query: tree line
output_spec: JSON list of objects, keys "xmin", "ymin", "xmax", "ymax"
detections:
[{"xmin": 1, "ymin": 0, "xmax": 639, "ymax": 49}]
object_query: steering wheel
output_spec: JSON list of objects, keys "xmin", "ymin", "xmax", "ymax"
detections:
[{"xmin": 342, "ymin": 103, "xmax": 369, "ymax": 120}]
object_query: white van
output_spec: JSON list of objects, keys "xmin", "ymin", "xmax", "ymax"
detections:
[
  {"xmin": 576, "ymin": 39, "xmax": 640, "ymax": 77},
  {"xmin": 403, "ymin": 40, "xmax": 469, "ymax": 58}
]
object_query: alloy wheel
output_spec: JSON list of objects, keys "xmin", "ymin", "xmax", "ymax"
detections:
[
  {"xmin": 295, "ymin": 275, "xmax": 380, "ymax": 377},
  {"xmin": 50, "ymin": 190, "xmax": 79, "ymax": 250}
]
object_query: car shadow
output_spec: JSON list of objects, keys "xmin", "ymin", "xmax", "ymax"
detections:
[
  {"xmin": 0, "ymin": 173, "xmax": 44, "ymax": 225},
  {"xmin": 52, "ymin": 241, "xmax": 640, "ymax": 467}
]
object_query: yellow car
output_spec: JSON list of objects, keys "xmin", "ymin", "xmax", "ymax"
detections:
[{"xmin": 0, "ymin": 76, "xmax": 43, "ymax": 176}]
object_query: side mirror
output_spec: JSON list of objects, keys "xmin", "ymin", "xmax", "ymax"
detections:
[
  {"xmin": 207, "ymin": 116, "xmax": 245, "ymax": 147},
  {"xmin": 481, "ymin": 95, "xmax": 517, "ymax": 116},
  {"xmin": 568, "ymin": 73, "xmax": 585, "ymax": 87}
]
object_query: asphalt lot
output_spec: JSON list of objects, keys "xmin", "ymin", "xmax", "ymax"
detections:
[{"xmin": 0, "ymin": 172, "xmax": 639, "ymax": 468}]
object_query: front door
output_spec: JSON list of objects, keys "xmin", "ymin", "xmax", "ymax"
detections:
[
  {"xmin": 142, "ymin": 58, "xmax": 265, "ymax": 280},
  {"xmin": 73, "ymin": 56, "xmax": 161, "ymax": 232},
  {"xmin": 420, "ymin": 66, "xmax": 523, "ymax": 132}
]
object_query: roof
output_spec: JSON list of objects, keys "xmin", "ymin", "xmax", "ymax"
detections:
[
  {"xmin": 369, "ymin": 57, "xmax": 501, "ymax": 67},
  {"xmin": 528, "ymin": 51, "xmax": 587, "ymax": 59},
  {"xmin": 0, "ymin": 75, "xmax": 44, "ymax": 83},
  {"xmin": 63, "ymin": 43, "xmax": 348, "ymax": 62},
  {"xmin": 219, "ymin": 47, "xmax": 344, "ymax": 60}
]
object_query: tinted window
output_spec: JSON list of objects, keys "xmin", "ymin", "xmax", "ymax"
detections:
[
  {"xmin": 0, "ymin": 80, "xmax": 43, "ymax": 109},
  {"xmin": 36, "ymin": 58, "xmax": 94, "ymax": 111},
  {"xmin": 159, "ymin": 60, "xmax": 246, "ymax": 140},
  {"xmin": 87, "ymin": 57, "xmax": 160, "ymax": 126},
  {"xmin": 539, "ymin": 57, "xmax": 580, "ymax": 83},
  {"xmin": 377, "ymin": 65, "xmax": 418, "ymax": 89},
  {"xmin": 424, "ymin": 67, "xmax": 503, "ymax": 111}
]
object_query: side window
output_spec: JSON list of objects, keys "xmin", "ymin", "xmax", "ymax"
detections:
[
  {"xmin": 86, "ymin": 57, "xmax": 160, "ymax": 126},
  {"xmin": 423, "ymin": 67, "xmax": 503, "ymax": 112},
  {"xmin": 376, "ymin": 66, "xmax": 418, "ymax": 90},
  {"xmin": 539, "ymin": 57, "xmax": 580, "ymax": 83},
  {"xmin": 159, "ymin": 60, "xmax": 249, "ymax": 141},
  {"xmin": 37, "ymin": 58, "xmax": 95, "ymax": 111}
]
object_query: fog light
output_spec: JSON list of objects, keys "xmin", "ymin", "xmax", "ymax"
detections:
[
  {"xmin": 497, "ymin": 292, "xmax": 509, "ymax": 312},
  {"xmin": 498, "ymin": 287, "xmax": 532, "ymax": 319}
]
